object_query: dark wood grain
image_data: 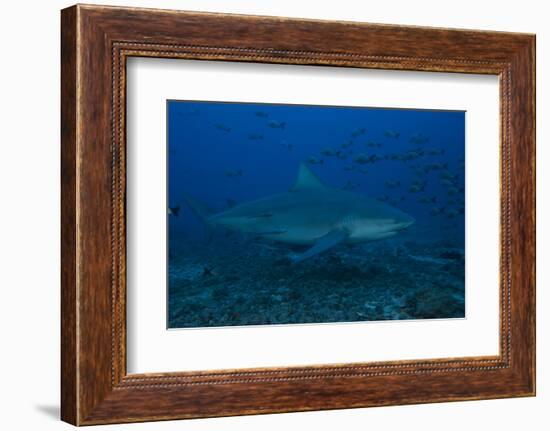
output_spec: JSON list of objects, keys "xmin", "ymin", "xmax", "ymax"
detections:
[
  {"xmin": 61, "ymin": 4, "xmax": 536, "ymax": 425},
  {"xmin": 60, "ymin": 5, "xmax": 78, "ymax": 425}
]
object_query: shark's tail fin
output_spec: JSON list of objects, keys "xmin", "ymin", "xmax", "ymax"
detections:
[
  {"xmin": 183, "ymin": 193, "xmax": 213, "ymax": 221},
  {"xmin": 183, "ymin": 193, "xmax": 215, "ymax": 242}
]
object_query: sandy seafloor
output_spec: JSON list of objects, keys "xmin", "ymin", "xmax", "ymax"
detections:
[{"xmin": 168, "ymin": 233, "xmax": 465, "ymax": 328}]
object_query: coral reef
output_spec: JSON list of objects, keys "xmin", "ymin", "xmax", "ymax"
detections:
[{"xmin": 168, "ymin": 237, "xmax": 465, "ymax": 328}]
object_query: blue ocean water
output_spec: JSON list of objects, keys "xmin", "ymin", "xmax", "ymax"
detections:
[{"xmin": 167, "ymin": 100, "xmax": 465, "ymax": 329}]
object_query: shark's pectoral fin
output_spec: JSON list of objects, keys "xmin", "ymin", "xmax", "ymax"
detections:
[{"xmin": 288, "ymin": 229, "xmax": 348, "ymax": 263}]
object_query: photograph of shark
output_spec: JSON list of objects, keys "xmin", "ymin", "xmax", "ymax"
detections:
[{"xmin": 167, "ymin": 100, "xmax": 465, "ymax": 329}]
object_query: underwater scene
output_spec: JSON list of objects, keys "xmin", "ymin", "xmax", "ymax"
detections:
[{"xmin": 167, "ymin": 100, "xmax": 465, "ymax": 329}]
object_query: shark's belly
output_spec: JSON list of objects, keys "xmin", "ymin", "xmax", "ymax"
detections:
[
  {"xmin": 347, "ymin": 230, "xmax": 397, "ymax": 243},
  {"xmin": 264, "ymin": 220, "xmax": 400, "ymax": 245},
  {"xmin": 263, "ymin": 226, "xmax": 330, "ymax": 245}
]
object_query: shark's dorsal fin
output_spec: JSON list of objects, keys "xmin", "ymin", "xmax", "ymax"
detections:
[{"xmin": 291, "ymin": 163, "xmax": 326, "ymax": 191}]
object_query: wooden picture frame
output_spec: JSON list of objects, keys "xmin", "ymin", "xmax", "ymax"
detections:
[{"xmin": 61, "ymin": 4, "xmax": 535, "ymax": 426}]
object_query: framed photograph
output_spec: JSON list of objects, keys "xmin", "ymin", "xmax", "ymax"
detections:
[{"xmin": 61, "ymin": 4, "xmax": 535, "ymax": 425}]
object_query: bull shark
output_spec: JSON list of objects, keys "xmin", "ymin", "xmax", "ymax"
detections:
[{"xmin": 184, "ymin": 163, "xmax": 414, "ymax": 262}]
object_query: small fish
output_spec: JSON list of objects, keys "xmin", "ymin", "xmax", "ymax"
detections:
[
  {"xmin": 447, "ymin": 187, "xmax": 459, "ymax": 196},
  {"xmin": 384, "ymin": 180, "xmax": 401, "ymax": 189},
  {"xmin": 351, "ymin": 128, "xmax": 367, "ymax": 138},
  {"xmin": 225, "ymin": 169, "xmax": 243, "ymax": 177},
  {"xmin": 384, "ymin": 130, "xmax": 400, "ymax": 139},
  {"xmin": 409, "ymin": 133, "xmax": 430, "ymax": 145},
  {"xmin": 440, "ymin": 171, "xmax": 458, "ymax": 180},
  {"xmin": 307, "ymin": 156, "xmax": 324, "ymax": 165},
  {"xmin": 409, "ymin": 183, "xmax": 425, "ymax": 193},
  {"xmin": 216, "ymin": 124, "xmax": 231, "ymax": 133},
  {"xmin": 353, "ymin": 153, "xmax": 370, "ymax": 165},
  {"xmin": 429, "ymin": 207, "xmax": 444, "ymax": 216},
  {"xmin": 255, "ymin": 111, "xmax": 268, "ymax": 118},
  {"xmin": 354, "ymin": 153, "xmax": 382, "ymax": 165},
  {"xmin": 366, "ymin": 141, "xmax": 381, "ymax": 148},
  {"xmin": 268, "ymin": 120, "xmax": 286, "ymax": 129},
  {"xmin": 426, "ymin": 148, "xmax": 445, "ymax": 156},
  {"xmin": 340, "ymin": 140, "xmax": 353, "ymax": 149},
  {"xmin": 359, "ymin": 168, "xmax": 369, "ymax": 175},
  {"xmin": 440, "ymin": 179, "xmax": 455, "ymax": 187},
  {"xmin": 336, "ymin": 152, "xmax": 348, "ymax": 160},
  {"xmin": 423, "ymin": 162, "xmax": 448, "ymax": 173},
  {"xmin": 168, "ymin": 205, "xmax": 180, "ymax": 217},
  {"xmin": 342, "ymin": 180, "xmax": 359, "ymax": 190},
  {"xmin": 385, "ymin": 153, "xmax": 400, "ymax": 161},
  {"xmin": 280, "ymin": 140, "xmax": 294, "ymax": 150},
  {"xmin": 320, "ymin": 148, "xmax": 340, "ymax": 157},
  {"xmin": 248, "ymin": 133, "xmax": 264, "ymax": 140},
  {"xmin": 400, "ymin": 150, "xmax": 424, "ymax": 161},
  {"xmin": 419, "ymin": 196, "xmax": 437, "ymax": 204},
  {"xmin": 445, "ymin": 208, "xmax": 459, "ymax": 218}
]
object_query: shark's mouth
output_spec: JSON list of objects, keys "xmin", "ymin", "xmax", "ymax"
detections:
[
  {"xmin": 398, "ymin": 219, "xmax": 415, "ymax": 230},
  {"xmin": 372, "ymin": 219, "xmax": 414, "ymax": 232},
  {"xmin": 385, "ymin": 218, "xmax": 415, "ymax": 232}
]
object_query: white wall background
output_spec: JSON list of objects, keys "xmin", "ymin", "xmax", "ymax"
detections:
[{"xmin": 0, "ymin": 0, "xmax": 546, "ymax": 429}]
